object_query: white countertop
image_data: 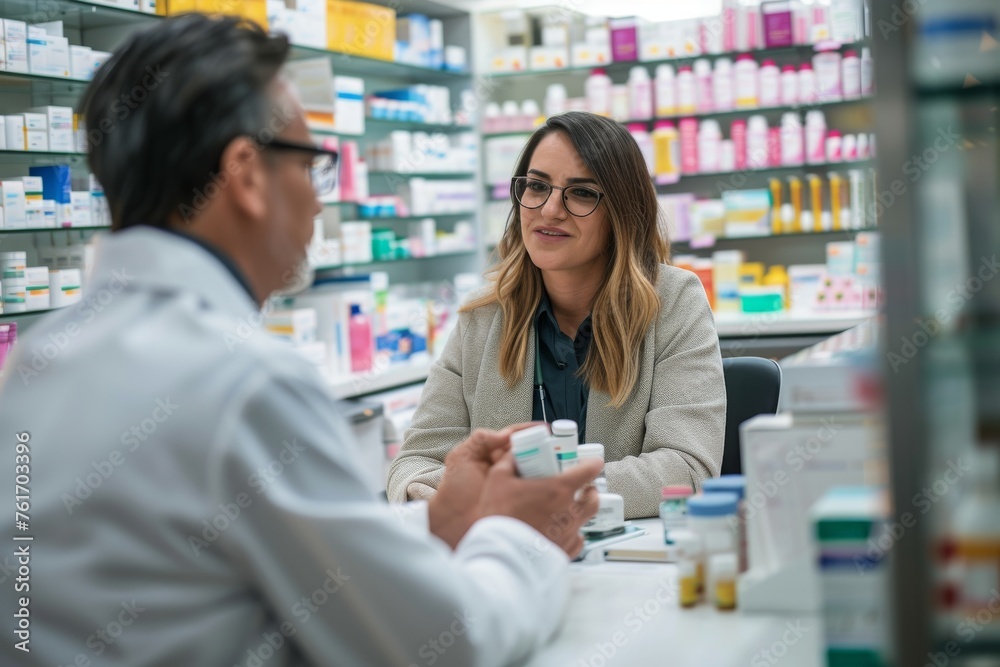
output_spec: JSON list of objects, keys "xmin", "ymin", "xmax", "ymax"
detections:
[
  {"xmin": 714, "ymin": 311, "xmax": 873, "ymax": 338},
  {"xmin": 524, "ymin": 520, "xmax": 825, "ymax": 667}
]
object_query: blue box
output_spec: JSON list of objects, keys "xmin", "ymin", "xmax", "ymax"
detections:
[{"xmin": 29, "ymin": 165, "xmax": 71, "ymax": 204}]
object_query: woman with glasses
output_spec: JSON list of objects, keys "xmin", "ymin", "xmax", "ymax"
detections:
[{"xmin": 387, "ymin": 111, "xmax": 725, "ymax": 519}]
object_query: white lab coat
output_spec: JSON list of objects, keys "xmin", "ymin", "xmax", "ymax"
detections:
[{"xmin": 0, "ymin": 227, "xmax": 569, "ymax": 667}]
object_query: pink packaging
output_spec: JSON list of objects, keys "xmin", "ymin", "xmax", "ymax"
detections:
[
  {"xmin": 762, "ymin": 1, "xmax": 794, "ymax": 48},
  {"xmin": 679, "ymin": 118, "xmax": 699, "ymax": 175},
  {"xmin": 610, "ymin": 18, "xmax": 638, "ymax": 63},
  {"xmin": 731, "ymin": 119, "xmax": 747, "ymax": 170},
  {"xmin": 767, "ymin": 127, "xmax": 782, "ymax": 167},
  {"xmin": 723, "ymin": 1, "xmax": 737, "ymax": 51}
]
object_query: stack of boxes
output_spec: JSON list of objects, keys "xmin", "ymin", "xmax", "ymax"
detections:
[
  {"xmin": 0, "ymin": 20, "xmax": 110, "ymax": 80},
  {"xmin": 2, "ymin": 106, "xmax": 74, "ymax": 152},
  {"xmin": 0, "ymin": 168, "xmax": 109, "ymax": 230}
]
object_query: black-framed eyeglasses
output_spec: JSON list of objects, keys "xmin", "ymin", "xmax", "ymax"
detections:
[
  {"xmin": 511, "ymin": 176, "xmax": 605, "ymax": 218},
  {"xmin": 263, "ymin": 139, "xmax": 340, "ymax": 197}
]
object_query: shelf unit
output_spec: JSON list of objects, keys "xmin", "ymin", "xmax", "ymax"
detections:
[
  {"xmin": 482, "ymin": 96, "xmax": 874, "ymax": 138},
  {"xmin": 327, "ymin": 359, "xmax": 432, "ymax": 400},
  {"xmin": 0, "ymin": 225, "xmax": 109, "ymax": 234},
  {"xmin": 312, "ymin": 248, "xmax": 476, "ymax": 272},
  {"xmin": 873, "ymin": 2, "xmax": 1000, "ymax": 664},
  {"xmin": 0, "ymin": 0, "xmax": 481, "ymax": 365},
  {"xmin": 473, "ymin": 9, "xmax": 876, "ymax": 352}
]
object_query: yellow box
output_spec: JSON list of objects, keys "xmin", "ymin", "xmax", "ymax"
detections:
[
  {"xmin": 326, "ymin": 0, "xmax": 395, "ymax": 61},
  {"xmin": 158, "ymin": 0, "xmax": 268, "ymax": 31}
]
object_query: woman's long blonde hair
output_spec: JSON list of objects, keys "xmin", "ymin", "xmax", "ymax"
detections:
[{"xmin": 464, "ymin": 111, "xmax": 669, "ymax": 407}]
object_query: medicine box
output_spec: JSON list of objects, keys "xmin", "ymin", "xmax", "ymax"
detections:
[
  {"xmin": 69, "ymin": 45, "xmax": 93, "ymax": 80},
  {"xmin": 334, "ymin": 76, "xmax": 364, "ymax": 136},
  {"xmin": 50, "ymin": 269, "xmax": 82, "ymax": 307},
  {"xmin": 0, "ymin": 180, "xmax": 27, "ymax": 228},
  {"xmin": 2, "ymin": 20, "xmax": 29, "ymax": 73},
  {"xmin": 20, "ymin": 176, "xmax": 43, "ymax": 200},
  {"xmin": 70, "ymin": 191, "xmax": 92, "ymax": 227},
  {"xmin": 4, "ymin": 114, "xmax": 24, "ymax": 150},
  {"xmin": 31, "ymin": 106, "xmax": 74, "ymax": 152},
  {"xmin": 29, "ymin": 165, "xmax": 72, "ymax": 203},
  {"xmin": 25, "ymin": 199, "xmax": 44, "ymax": 227},
  {"xmin": 326, "ymin": 0, "xmax": 395, "ymax": 61},
  {"xmin": 158, "ymin": 0, "xmax": 267, "ymax": 29}
]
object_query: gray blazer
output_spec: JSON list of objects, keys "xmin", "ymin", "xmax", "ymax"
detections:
[{"xmin": 387, "ymin": 264, "xmax": 727, "ymax": 519}]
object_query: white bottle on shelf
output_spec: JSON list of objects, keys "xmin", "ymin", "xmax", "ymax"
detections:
[
  {"xmin": 628, "ymin": 123, "xmax": 655, "ymax": 176},
  {"xmin": 734, "ymin": 54, "xmax": 758, "ymax": 109},
  {"xmin": 780, "ymin": 112, "xmax": 804, "ymax": 167},
  {"xmin": 676, "ymin": 65, "xmax": 697, "ymax": 114},
  {"xmin": 758, "ymin": 59, "xmax": 780, "ymax": 108},
  {"xmin": 805, "ymin": 110, "xmax": 827, "ymax": 165},
  {"xmin": 746, "ymin": 115, "xmax": 769, "ymax": 169},
  {"xmin": 694, "ymin": 58, "xmax": 714, "ymax": 113},
  {"xmin": 628, "ymin": 66, "xmax": 653, "ymax": 120},
  {"xmin": 585, "ymin": 68, "xmax": 613, "ymax": 117},
  {"xmin": 698, "ymin": 119, "xmax": 722, "ymax": 173},
  {"xmin": 860, "ymin": 47, "xmax": 874, "ymax": 96},
  {"xmin": 713, "ymin": 57, "xmax": 735, "ymax": 111},
  {"xmin": 842, "ymin": 49, "xmax": 861, "ymax": 99},
  {"xmin": 655, "ymin": 64, "xmax": 677, "ymax": 117},
  {"xmin": 798, "ymin": 62, "xmax": 817, "ymax": 103},
  {"xmin": 780, "ymin": 65, "xmax": 798, "ymax": 106},
  {"xmin": 813, "ymin": 49, "xmax": 842, "ymax": 101},
  {"xmin": 544, "ymin": 83, "xmax": 567, "ymax": 118}
]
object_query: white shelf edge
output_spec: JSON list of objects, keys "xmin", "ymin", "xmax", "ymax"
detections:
[
  {"xmin": 714, "ymin": 311, "xmax": 874, "ymax": 337},
  {"xmin": 327, "ymin": 361, "xmax": 431, "ymax": 400}
]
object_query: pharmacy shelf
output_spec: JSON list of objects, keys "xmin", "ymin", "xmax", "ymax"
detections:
[
  {"xmin": 0, "ymin": 306, "xmax": 63, "ymax": 319},
  {"xmin": 0, "ymin": 0, "xmax": 155, "ymax": 30},
  {"xmin": 714, "ymin": 310, "xmax": 873, "ymax": 338},
  {"xmin": 480, "ymin": 97, "xmax": 874, "ymax": 139},
  {"xmin": 0, "ymin": 149, "xmax": 87, "ymax": 163},
  {"xmin": 0, "ymin": 225, "xmax": 109, "ymax": 234},
  {"xmin": 659, "ymin": 159, "xmax": 874, "ymax": 185},
  {"xmin": 0, "ymin": 69, "xmax": 92, "ymax": 93},
  {"xmin": 671, "ymin": 227, "xmax": 876, "ymax": 249},
  {"xmin": 328, "ymin": 360, "xmax": 431, "ymax": 400},
  {"xmin": 487, "ymin": 41, "xmax": 869, "ymax": 79},
  {"xmin": 287, "ymin": 44, "xmax": 466, "ymax": 82},
  {"xmin": 368, "ymin": 171, "xmax": 475, "ymax": 178},
  {"xmin": 484, "ymin": 159, "xmax": 874, "ymax": 197},
  {"xmin": 365, "ymin": 118, "xmax": 474, "ymax": 133},
  {"xmin": 321, "ymin": 210, "xmax": 477, "ymax": 221},
  {"xmin": 312, "ymin": 248, "xmax": 476, "ymax": 272}
]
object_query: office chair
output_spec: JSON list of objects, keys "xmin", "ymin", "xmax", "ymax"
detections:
[{"xmin": 721, "ymin": 357, "xmax": 782, "ymax": 475}]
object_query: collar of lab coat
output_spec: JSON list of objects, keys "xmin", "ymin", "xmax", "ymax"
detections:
[{"xmin": 88, "ymin": 225, "xmax": 261, "ymax": 320}]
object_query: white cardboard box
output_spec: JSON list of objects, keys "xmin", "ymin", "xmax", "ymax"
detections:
[{"xmin": 2, "ymin": 20, "xmax": 28, "ymax": 73}]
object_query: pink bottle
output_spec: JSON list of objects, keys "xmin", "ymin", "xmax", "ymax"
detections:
[
  {"xmin": 767, "ymin": 127, "xmax": 782, "ymax": 167},
  {"xmin": 0, "ymin": 327, "xmax": 8, "ymax": 372},
  {"xmin": 679, "ymin": 118, "xmax": 699, "ymax": 175},
  {"xmin": 731, "ymin": 119, "xmax": 747, "ymax": 170},
  {"xmin": 349, "ymin": 304, "xmax": 374, "ymax": 373}
]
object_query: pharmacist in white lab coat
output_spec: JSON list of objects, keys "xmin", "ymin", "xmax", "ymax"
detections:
[{"xmin": 0, "ymin": 15, "xmax": 601, "ymax": 667}]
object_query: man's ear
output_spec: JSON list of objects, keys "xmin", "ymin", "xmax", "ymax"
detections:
[{"xmin": 220, "ymin": 136, "xmax": 268, "ymax": 222}]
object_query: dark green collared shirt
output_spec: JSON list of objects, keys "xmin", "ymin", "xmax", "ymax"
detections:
[{"xmin": 532, "ymin": 292, "xmax": 592, "ymax": 435}]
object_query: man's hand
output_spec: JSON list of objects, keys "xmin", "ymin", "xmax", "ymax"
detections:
[
  {"xmin": 428, "ymin": 425, "xmax": 535, "ymax": 549},
  {"xmin": 478, "ymin": 454, "xmax": 602, "ymax": 559}
]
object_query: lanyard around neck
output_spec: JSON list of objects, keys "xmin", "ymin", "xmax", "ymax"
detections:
[{"xmin": 534, "ymin": 325, "xmax": 548, "ymax": 424}]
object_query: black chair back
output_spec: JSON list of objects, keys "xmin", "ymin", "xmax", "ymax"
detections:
[{"xmin": 721, "ymin": 357, "xmax": 782, "ymax": 475}]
